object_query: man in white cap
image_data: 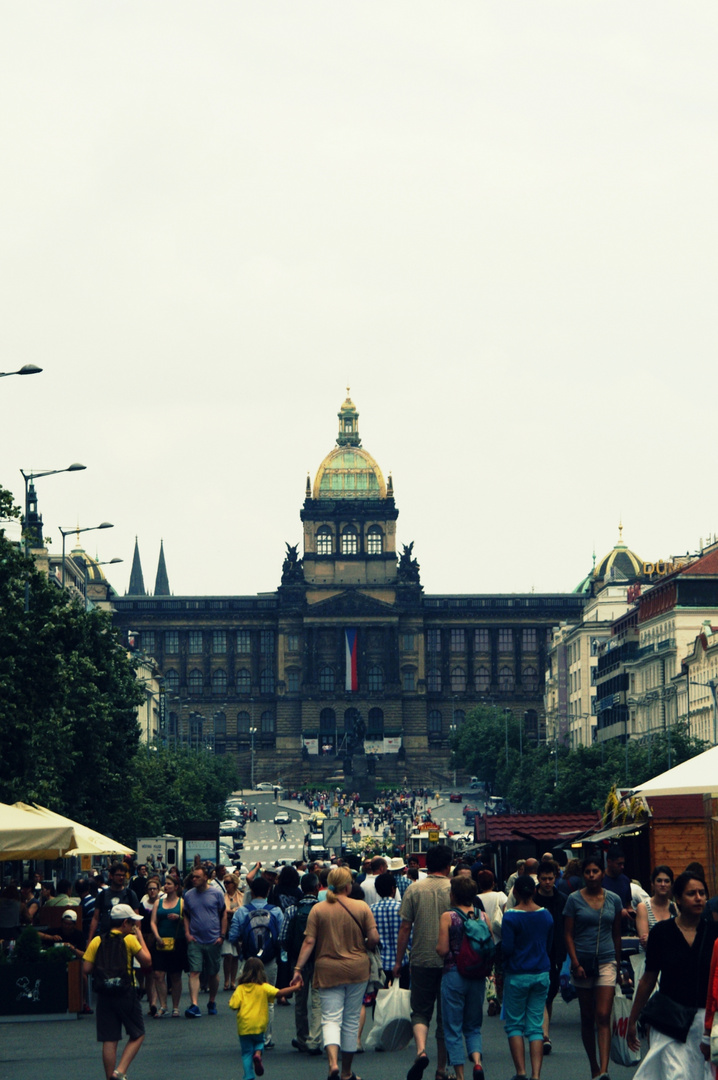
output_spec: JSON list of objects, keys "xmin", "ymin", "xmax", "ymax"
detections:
[{"xmin": 83, "ymin": 903, "xmax": 151, "ymax": 1080}]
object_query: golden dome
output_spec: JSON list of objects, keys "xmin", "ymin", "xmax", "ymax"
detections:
[{"xmin": 313, "ymin": 446, "xmax": 387, "ymax": 499}]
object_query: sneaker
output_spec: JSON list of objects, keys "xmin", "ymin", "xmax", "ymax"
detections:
[
  {"xmin": 184, "ymin": 1004, "xmax": 202, "ymax": 1018},
  {"xmin": 253, "ymin": 1051, "xmax": 264, "ymax": 1077},
  {"xmin": 264, "ymin": 1040, "xmax": 274, "ymax": 1049},
  {"xmin": 207, "ymin": 1000, "xmax": 218, "ymax": 1015}
]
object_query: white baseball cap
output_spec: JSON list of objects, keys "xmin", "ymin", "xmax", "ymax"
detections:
[{"xmin": 110, "ymin": 903, "xmax": 142, "ymax": 922}]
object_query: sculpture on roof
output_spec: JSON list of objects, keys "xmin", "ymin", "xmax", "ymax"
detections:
[
  {"xmin": 281, "ymin": 541, "xmax": 304, "ymax": 585},
  {"xmin": 398, "ymin": 541, "xmax": 421, "ymax": 584}
]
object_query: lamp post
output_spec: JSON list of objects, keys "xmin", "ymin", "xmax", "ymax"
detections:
[
  {"xmin": 504, "ymin": 708, "xmax": 511, "ymax": 768},
  {"xmin": 449, "ymin": 720, "xmax": 457, "ymax": 787},
  {"xmin": 21, "ymin": 463, "xmax": 86, "ymax": 611},
  {"xmin": 250, "ymin": 727, "xmax": 257, "ymax": 789},
  {"xmin": 83, "ymin": 556, "xmax": 122, "ymax": 609},
  {"xmin": 59, "ymin": 522, "xmax": 113, "ymax": 588},
  {"xmin": 0, "ymin": 364, "xmax": 42, "ymax": 378}
]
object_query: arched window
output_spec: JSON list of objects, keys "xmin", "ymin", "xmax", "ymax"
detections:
[
  {"xmin": 316, "ymin": 526, "xmax": 333, "ymax": 555},
  {"xmin": 261, "ymin": 711, "xmax": 275, "ymax": 734},
  {"xmin": 165, "ymin": 669, "xmax": 179, "ymax": 694},
  {"xmin": 368, "ymin": 707, "xmax": 384, "ymax": 737},
  {"xmin": 344, "ymin": 708, "xmax": 360, "ymax": 735},
  {"xmin": 260, "ymin": 668, "xmax": 274, "ymax": 694},
  {"xmin": 287, "ymin": 669, "xmax": 300, "ymax": 693},
  {"xmin": 212, "ymin": 669, "xmax": 227, "ymax": 696},
  {"xmin": 236, "ymin": 669, "xmax": 251, "ymax": 694},
  {"xmin": 523, "ymin": 666, "xmax": 538, "ymax": 693},
  {"xmin": 427, "ymin": 668, "xmax": 442, "ymax": 693},
  {"xmin": 319, "ymin": 666, "xmax": 335, "ymax": 692},
  {"xmin": 428, "ymin": 710, "xmax": 442, "ymax": 742},
  {"xmin": 453, "ymin": 709, "xmax": 466, "ymax": 727},
  {"xmin": 499, "ymin": 666, "xmax": 514, "ymax": 692},
  {"xmin": 451, "ymin": 666, "xmax": 466, "ymax": 693},
  {"xmin": 237, "ymin": 711, "xmax": 250, "ymax": 737},
  {"xmin": 367, "ymin": 526, "xmax": 383, "ymax": 555},
  {"xmin": 320, "ymin": 708, "xmax": 336, "ymax": 732},
  {"xmin": 474, "ymin": 667, "xmax": 490, "ymax": 692},
  {"xmin": 341, "ymin": 526, "xmax": 358, "ymax": 555},
  {"xmin": 213, "ymin": 712, "xmax": 226, "ymax": 753},
  {"xmin": 190, "ymin": 713, "xmax": 203, "ymax": 748},
  {"xmin": 368, "ymin": 665, "xmax": 383, "ymax": 692},
  {"xmin": 188, "ymin": 669, "xmax": 203, "ymax": 695}
]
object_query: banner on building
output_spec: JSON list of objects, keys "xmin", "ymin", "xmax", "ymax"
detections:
[
  {"xmin": 303, "ymin": 736, "xmax": 319, "ymax": 755},
  {"xmin": 383, "ymin": 735, "xmax": 402, "ymax": 753},
  {"xmin": 345, "ymin": 628, "xmax": 358, "ymax": 692}
]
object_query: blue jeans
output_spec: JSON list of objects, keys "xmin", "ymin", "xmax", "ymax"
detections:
[
  {"xmin": 440, "ymin": 967, "xmax": 485, "ymax": 1067},
  {"xmin": 239, "ymin": 1033, "xmax": 264, "ymax": 1079},
  {"xmin": 502, "ymin": 972, "xmax": 550, "ymax": 1041}
]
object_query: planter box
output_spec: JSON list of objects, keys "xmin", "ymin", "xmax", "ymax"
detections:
[{"xmin": 0, "ymin": 959, "xmax": 74, "ymax": 1015}]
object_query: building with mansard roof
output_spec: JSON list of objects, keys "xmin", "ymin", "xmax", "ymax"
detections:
[{"xmin": 111, "ymin": 394, "xmax": 585, "ymax": 786}]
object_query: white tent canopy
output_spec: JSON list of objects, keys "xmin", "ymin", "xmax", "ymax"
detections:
[
  {"xmin": 633, "ymin": 744, "xmax": 718, "ymax": 797},
  {"xmin": 13, "ymin": 803, "xmax": 134, "ymax": 856},
  {"xmin": 0, "ymin": 801, "xmax": 79, "ymax": 861}
]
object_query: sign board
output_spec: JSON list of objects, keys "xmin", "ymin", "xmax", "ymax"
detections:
[
  {"xmin": 323, "ymin": 818, "xmax": 343, "ymax": 852},
  {"xmin": 184, "ymin": 839, "xmax": 218, "ymax": 872},
  {"xmin": 428, "ymin": 829, "xmax": 440, "ymax": 844}
]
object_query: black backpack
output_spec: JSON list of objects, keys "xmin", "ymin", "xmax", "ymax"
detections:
[
  {"xmin": 286, "ymin": 898, "xmax": 317, "ymax": 971},
  {"xmin": 240, "ymin": 903, "xmax": 280, "ymax": 963},
  {"xmin": 93, "ymin": 932, "xmax": 133, "ymax": 996}
]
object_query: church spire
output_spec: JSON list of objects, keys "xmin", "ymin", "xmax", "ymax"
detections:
[
  {"xmin": 154, "ymin": 539, "xmax": 170, "ymax": 596},
  {"xmin": 127, "ymin": 537, "xmax": 146, "ymax": 596},
  {"xmin": 336, "ymin": 389, "xmax": 361, "ymax": 447}
]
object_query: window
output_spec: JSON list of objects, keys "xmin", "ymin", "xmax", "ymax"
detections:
[
  {"xmin": 142, "ymin": 630, "xmax": 155, "ymax": 653},
  {"xmin": 190, "ymin": 714, "xmax": 203, "ymax": 748},
  {"xmin": 428, "ymin": 710, "xmax": 442, "ymax": 741},
  {"xmin": 286, "ymin": 633, "xmax": 299, "ymax": 652},
  {"xmin": 368, "ymin": 665, "xmax": 383, "ymax": 692},
  {"xmin": 403, "ymin": 669, "xmax": 416, "ymax": 692},
  {"xmin": 168, "ymin": 712, "xmax": 178, "ymax": 738},
  {"xmin": 236, "ymin": 669, "xmax": 251, "ymax": 694},
  {"xmin": 451, "ymin": 666, "xmax": 466, "ymax": 693},
  {"xmin": 237, "ymin": 711, "xmax": 250, "ymax": 737},
  {"xmin": 214, "ymin": 711, "xmax": 227, "ymax": 737},
  {"xmin": 368, "ymin": 707, "xmax": 384, "ymax": 736},
  {"xmin": 316, "ymin": 526, "xmax": 333, "ymax": 555},
  {"xmin": 453, "ymin": 709, "xmax": 466, "ymax": 727},
  {"xmin": 341, "ymin": 526, "xmax": 358, "ymax": 555},
  {"xmin": 450, "ymin": 628, "xmax": 465, "ymax": 652},
  {"xmin": 319, "ymin": 666, "xmax": 335, "ymax": 692},
  {"xmin": 524, "ymin": 709, "xmax": 539, "ymax": 746},
  {"xmin": 236, "ymin": 629, "xmax": 251, "ymax": 654},
  {"xmin": 188, "ymin": 669, "xmax": 203, "ymax": 695},
  {"xmin": 402, "ymin": 634, "xmax": 415, "ymax": 651},
  {"xmin": 427, "ymin": 629, "xmax": 441, "ymax": 653},
  {"xmin": 523, "ymin": 666, "xmax": 538, "ymax": 692},
  {"xmin": 474, "ymin": 628, "xmax": 489, "ymax": 652},
  {"xmin": 260, "ymin": 668, "xmax": 275, "ymax": 694},
  {"xmin": 212, "ymin": 669, "xmax": 227, "ymax": 696},
  {"xmin": 499, "ymin": 666, "xmax": 514, "ymax": 692},
  {"xmin": 287, "ymin": 670, "xmax": 300, "ymax": 693},
  {"xmin": 498, "ymin": 629, "xmax": 513, "ymax": 652},
  {"xmin": 427, "ymin": 668, "xmax": 442, "ymax": 692},
  {"xmin": 260, "ymin": 630, "xmax": 275, "ymax": 655},
  {"xmin": 188, "ymin": 630, "xmax": 203, "ymax": 654},
  {"xmin": 164, "ymin": 669, "xmax": 179, "ymax": 693},
  {"xmin": 260, "ymin": 711, "xmax": 275, "ymax": 741},
  {"xmin": 474, "ymin": 667, "xmax": 490, "ymax": 692},
  {"xmin": 320, "ymin": 708, "xmax": 336, "ymax": 732},
  {"xmin": 367, "ymin": 526, "xmax": 383, "ymax": 555},
  {"xmin": 522, "ymin": 628, "xmax": 537, "ymax": 652},
  {"xmin": 212, "ymin": 630, "xmax": 227, "ymax": 654},
  {"xmin": 164, "ymin": 630, "xmax": 179, "ymax": 655}
]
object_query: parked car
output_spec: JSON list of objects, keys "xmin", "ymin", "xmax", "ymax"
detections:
[
  {"xmin": 449, "ymin": 792, "xmax": 462, "ymax": 803},
  {"xmin": 257, "ymin": 782, "xmax": 274, "ymax": 791},
  {"xmin": 220, "ymin": 819, "xmax": 240, "ymax": 832},
  {"xmin": 274, "ymin": 811, "xmax": 292, "ymax": 825}
]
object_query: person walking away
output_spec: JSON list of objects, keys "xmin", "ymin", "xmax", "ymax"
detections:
[
  {"xmin": 436, "ymin": 874, "xmax": 490, "ymax": 1080},
  {"xmin": 83, "ymin": 903, "xmax": 151, "ymax": 1080},
  {"xmin": 627, "ymin": 871, "xmax": 718, "ymax": 1080},
  {"xmin": 228, "ymin": 874, "xmax": 283, "ymax": 1047},
  {"xmin": 273, "ymin": 864, "xmax": 303, "ymax": 1000},
  {"xmin": 229, "ymin": 957, "xmax": 296, "ymax": 1079},
  {"xmin": 183, "ymin": 865, "xmax": 227, "ymax": 1018},
  {"xmin": 533, "ymin": 861, "xmax": 566, "ymax": 1056},
  {"xmin": 282, "ymin": 872, "xmax": 323, "ymax": 1056},
  {"xmin": 564, "ymin": 853, "xmax": 623, "ymax": 1080},
  {"xmin": 290, "ymin": 865, "xmax": 379, "ymax": 1080},
  {"xmin": 502, "ymin": 875, "xmax": 553, "ymax": 1080},
  {"xmin": 150, "ymin": 874, "xmax": 185, "ymax": 1018},
  {"xmin": 361, "ymin": 856, "xmax": 388, "ymax": 906},
  {"xmin": 393, "ymin": 843, "xmax": 454, "ymax": 1080},
  {"xmin": 474, "ymin": 869, "xmax": 507, "ymax": 1017}
]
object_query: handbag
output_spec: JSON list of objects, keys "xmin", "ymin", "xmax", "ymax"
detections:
[
  {"xmin": 335, "ymin": 896, "xmax": 385, "ymax": 990},
  {"xmin": 610, "ymin": 986, "xmax": 641, "ymax": 1067},
  {"xmin": 638, "ymin": 991, "xmax": 696, "ymax": 1043},
  {"xmin": 159, "ymin": 937, "xmax": 175, "ymax": 951}
]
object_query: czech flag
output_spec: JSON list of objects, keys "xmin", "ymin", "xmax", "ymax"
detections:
[{"xmin": 345, "ymin": 629, "xmax": 358, "ymax": 692}]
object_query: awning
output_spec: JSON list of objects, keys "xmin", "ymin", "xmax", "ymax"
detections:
[
  {"xmin": 0, "ymin": 802, "xmax": 79, "ymax": 861},
  {"xmin": 572, "ymin": 820, "xmax": 648, "ymax": 846},
  {"xmin": 13, "ymin": 803, "xmax": 134, "ymax": 856}
]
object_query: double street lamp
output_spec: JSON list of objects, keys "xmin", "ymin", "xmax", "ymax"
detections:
[{"xmin": 20, "ymin": 463, "xmax": 86, "ymax": 610}]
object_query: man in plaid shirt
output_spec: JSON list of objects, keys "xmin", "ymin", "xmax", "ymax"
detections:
[
  {"xmin": 388, "ymin": 856, "xmax": 412, "ymax": 897},
  {"xmin": 371, "ymin": 872, "xmax": 410, "ymax": 988}
]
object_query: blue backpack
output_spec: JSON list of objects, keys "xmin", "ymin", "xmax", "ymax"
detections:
[
  {"xmin": 451, "ymin": 908, "xmax": 495, "ymax": 979},
  {"xmin": 241, "ymin": 903, "xmax": 281, "ymax": 963}
]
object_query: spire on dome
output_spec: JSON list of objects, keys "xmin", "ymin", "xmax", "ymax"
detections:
[
  {"xmin": 154, "ymin": 540, "xmax": 170, "ymax": 596},
  {"xmin": 127, "ymin": 537, "xmax": 146, "ymax": 596},
  {"xmin": 336, "ymin": 390, "xmax": 361, "ymax": 447}
]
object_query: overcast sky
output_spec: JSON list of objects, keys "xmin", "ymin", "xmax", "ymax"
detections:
[{"xmin": 2, "ymin": 2, "xmax": 717, "ymax": 598}]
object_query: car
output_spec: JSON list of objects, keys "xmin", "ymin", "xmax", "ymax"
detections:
[
  {"xmin": 257, "ymin": 782, "xmax": 275, "ymax": 792},
  {"xmin": 274, "ymin": 811, "xmax": 292, "ymax": 825},
  {"xmin": 219, "ymin": 819, "xmax": 239, "ymax": 832},
  {"xmin": 449, "ymin": 792, "xmax": 462, "ymax": 802}
]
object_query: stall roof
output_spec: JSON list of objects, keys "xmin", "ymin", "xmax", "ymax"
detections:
[
  {"xmin": 481, "ymin": 812, "xmax": 600, "ymax": 845},
  {"xmin": 572, "ymin": 820, "xmax": 648, "ymax": 845}
]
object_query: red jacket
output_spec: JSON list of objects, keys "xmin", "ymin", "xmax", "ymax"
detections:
[{"xmin": 705, "ymin": 936, "xmax": 718, "ymax": 1037}]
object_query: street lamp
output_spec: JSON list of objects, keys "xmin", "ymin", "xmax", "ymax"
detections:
[
  {"xmin": 84, "ymin": 557, "xmax": 122, "ymax": 610},
  {"xmin": 21, "ymin": 463, "xmax": 86, "ymax": 611},
  {"xmin": 0, "ymin": 364, "xmax": 42, "ymax": 378},
  {"xmin": 249, "ymin": 727, "xmax": 257, "ymax": 789},
  {"xmin": 59, "ymin": 522, "xmax": 113, "ymax": 588}
]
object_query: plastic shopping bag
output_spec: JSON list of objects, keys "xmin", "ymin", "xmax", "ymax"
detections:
[
  {"xmin": 610, "ymin": 987, "xmax": 641, "ymax": 1067},
  {"xmin": 365, "ymin": 979, "xmax": 413, "ymax": 1052},
  {"xmin": 559, "ymin": 955, "xmax": 577, "ymax": 1004}
]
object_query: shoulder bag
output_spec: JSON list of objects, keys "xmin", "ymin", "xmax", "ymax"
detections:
[{"xmin": 639, "ymin": 920, "xmax": 707, "ymax": 1043}]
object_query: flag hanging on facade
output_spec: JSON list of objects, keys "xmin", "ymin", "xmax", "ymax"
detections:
[{"xmin": 345, "ymin": 628, "xmax": 358, "ymax": 692}]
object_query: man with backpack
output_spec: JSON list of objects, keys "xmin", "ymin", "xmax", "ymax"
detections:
[
  {"xmin": 83, "ymin": 903, "xmax": 151, "ymax": 1080},
  {"xmin": 281, "ymin": 872, "xmax": 322, "ymax": 1055},
  {"xmin": 88, "ymin": 864, "xmax": 141, "ymax": 940},
  {"xmin": 228, "ymin": 874, "xmax": 283, "ymax": 1047}
]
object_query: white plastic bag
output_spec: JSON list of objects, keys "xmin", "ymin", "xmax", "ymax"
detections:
[
  {"xmin": 610, "ymin": 987, "xmax": 641, "ymax": 1067},
  {"xmin": 365, "ymin": 979, "xmax": 413, "ymax": 1052}
]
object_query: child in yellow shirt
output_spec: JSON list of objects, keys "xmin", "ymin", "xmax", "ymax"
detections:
[{"xmin": 229, "ymin": 958, "xmax": 296, "ymax": 1078}]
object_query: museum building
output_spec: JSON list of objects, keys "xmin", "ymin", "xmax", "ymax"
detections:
[{"xmin": 112, "ymin": 395, "xmax": 585, "ymax": 786}]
